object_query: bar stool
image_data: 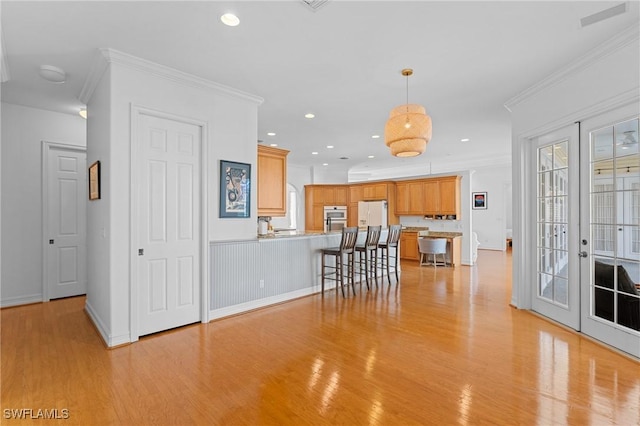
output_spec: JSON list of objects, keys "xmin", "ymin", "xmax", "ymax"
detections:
[
  {"xmin": 321, "ymin": 227, "xmax": 359, "ymax": 297},
  {"xmin": 378, "ymin": 224, "xmax": 402, "ymax": 284},
  {"xmin": 418, "ymin": 238, "xmax": 448, "ymax": 267},
  {"xmin": 355, "ymin": 225, "xmax": 382, "ymax": 290}
]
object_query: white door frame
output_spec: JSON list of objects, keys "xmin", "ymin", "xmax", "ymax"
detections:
[
  {"xmin": 41, "ymin": 141, "xmax": 87, "ymax": 302},
  {"xmin": 129, "ymin": 105, "xmax": 209, "ymax": 342}
]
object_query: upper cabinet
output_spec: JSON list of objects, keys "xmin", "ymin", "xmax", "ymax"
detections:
[
  {"xmin": 396, "ymin": 181, "xmax": 424, "ymax": 215},
  {"xmin": 257, "ymin": 145, "xmax": 289, "ymax": 217},
  {"xmin": 395, "ymin": 176, "xmax": 461, "ymax": 218},
  {"xmin": 362, "ymin": 183, "xmax": 388, "ymax": 200},
  {"xmin": 438, "ymin": 176, "xmax": 460, "ymax": 216}
]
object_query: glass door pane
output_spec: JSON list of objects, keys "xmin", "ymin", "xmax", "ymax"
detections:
[
  {"xmin": 537, "ymin": 140, "xmax": 570, "ymax": 305},
  {"xmin": 581, "ymin": 109, "xmax": 640, "ymax": 358},
  {"xmin": 532, "ymin": 125, "xmax": 580, "ymax": 330}
]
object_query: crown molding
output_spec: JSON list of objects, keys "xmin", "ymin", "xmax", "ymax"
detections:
[
  {"xmin": 1, "ymin": 28, "xmax": 10, "ymax": 83},
  {"xmin": 78, "ymin": 49, "xmax": 109, "ymax": 104},
  {"xmin": 79, "ymin": 48, "xmax": 264, "ymax": 106},
  {"xmin": 504, "ymin": 24, "xmax": 640, "ymax": 112}
]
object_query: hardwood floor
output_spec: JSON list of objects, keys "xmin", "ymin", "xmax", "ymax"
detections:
[{"xmin": 2, "ymin": 250, "xmax": 639, "ymax": 425}]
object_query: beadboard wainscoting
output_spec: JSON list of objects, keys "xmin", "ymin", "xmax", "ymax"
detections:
[{"xmin": 209, "ymin": 234, "xmax": 342, "ymax": 319}]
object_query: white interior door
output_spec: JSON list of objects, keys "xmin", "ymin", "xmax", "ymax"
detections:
[
  {"xmin": 136, "ymin": 114, "xmax": 202, "ymax": 336},
  {"xmin": 531, "ymin": 125, "xmax": 580, "ymax": 330},
  {"xmin": 580, "ymin": 105, "xmax": 640, "ymax": 358},
  {"xmin": 44, "ymin": 144, "xmax": 87, "ymax": 300}
]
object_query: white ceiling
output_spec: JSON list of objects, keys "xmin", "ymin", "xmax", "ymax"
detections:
[{"xmin": 2, "ymin": 1, "xmax": 638, "ymax": 177}]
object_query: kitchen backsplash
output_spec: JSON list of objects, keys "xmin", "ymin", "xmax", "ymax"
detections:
[{"xmin": 399, "ymin": 216, "xmax": 463, "ymax": 232}]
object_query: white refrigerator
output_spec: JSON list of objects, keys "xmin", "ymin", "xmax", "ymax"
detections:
[{"xmin": 358, "ymin": 200, "xmax": 388, "ymax": 228}]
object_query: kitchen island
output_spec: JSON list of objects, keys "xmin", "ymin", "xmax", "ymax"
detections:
[{"xmin": 210, "ymin": 230, "xmax": 382, "ymax": 320}]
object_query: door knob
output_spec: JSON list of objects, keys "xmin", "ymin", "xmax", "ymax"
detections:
[{"xmin": 578, "ymin": 251, "xmax": 588, "ymax": 258}]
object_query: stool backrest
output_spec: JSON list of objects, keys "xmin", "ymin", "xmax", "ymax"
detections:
[
  {"xmin": 385, "ymin": 224, "xmax": 402, "ymax": 247},
  {"xmin": 418, "ymin": 238, "xmax": 447, "ymax": 255},
  {"xmin": 339, "ymin": 227, "xmax": 359, "ymax": 254},
  {"xmin": 363, "ymin": 225, "xmax": 382, "ymax": 249}
]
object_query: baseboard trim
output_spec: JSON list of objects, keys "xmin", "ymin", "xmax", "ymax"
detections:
[
  {"xmin": 209, "ymin": 285, "xmax": 322, "ymax": 321},
  {"xmin": 84, "ymin": 300, "xmax": 131, "ymax": 348},
  {"xmin": 0, "ymin": 294, "xmax": 43, "ymax": 308}
]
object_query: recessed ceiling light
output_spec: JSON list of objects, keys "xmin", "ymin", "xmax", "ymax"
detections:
[
  {"xmin": 368, "ymin": 155, "xmax": 375, "ymax": 159},
  {"xmin": 312, "ymin": 151, "xmax": 318, "ymax": 155},
  {"xmin": 267, "ymin": 132, "xmax": 276, "ymax": 136},
  {"xmin": 461, "ymin": 138, "xmax": 470, "ymax": 142},
  {"xmin": 371, "ymin": 135, "xmax": 380, "ymax": 139},
  {"xmin": 79, "ymin": 108, "xmax": 87, "ymax": 119},
  {"xmin": 220, "ymin": 13, "xmax": 240, "ymax": 26},
  {"xmin": 305, "ymin": 113, "xmax": 315, "ymax": 119},
  {"xmin": 39, "ymin": 65, "xmax": 66, "ymax": 83},
  {"xmin": 327, "ymin": 145, "xmax": 334, "ymax": 149},
  {"xmin": 322, "ymin": 163, "xmax": 328, "ymax": 166},
  {"xmin": 269, "ymin": 143, "xmax": 278, "ymax": 147}
]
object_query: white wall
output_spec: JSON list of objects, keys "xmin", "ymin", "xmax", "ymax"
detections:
[
  {"xmin": 1, "ymin": 103, "xmax": 86, "ymax": 307},
  {"xmin": 82, "ymin": 49, "xmax": 262, "ymax": 346},
  {"xmin": 507, "ymin": 25, "xmax": 639, "ymax": 309},
  {"xmin": 471, "ymin": 165, "xmax": 511, "ymax": 251}
]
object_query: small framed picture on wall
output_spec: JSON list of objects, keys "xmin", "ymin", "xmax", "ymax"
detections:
[
  {"xmin": 88, "ymin": 161, "xmax": 101, "ymax": 200},
  {"xmin": 472, "ymin": 192, "xmax": 487, "ymax": 209}
]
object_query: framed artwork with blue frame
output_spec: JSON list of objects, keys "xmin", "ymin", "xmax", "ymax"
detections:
[{"xmin": 220, "ymin": 160, "xmax": 251, "ymax": 218}]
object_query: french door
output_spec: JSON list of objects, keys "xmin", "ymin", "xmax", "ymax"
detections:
[
  {"xmin": 580, "ymin": 105, "xmax": 639, "ymax": 358},
  {"xmin": 532, "ymin": 105, "xmax": 640, "ymax": 358},
  {"xmin": 532, "ymin": 125, "xmax": 581, "ymax": 330}
]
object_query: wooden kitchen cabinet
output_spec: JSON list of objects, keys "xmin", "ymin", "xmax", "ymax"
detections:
[
  {"xmin": 334, "ymin": 186, "xmax": 348, "ymax": 205},
  {"xmin": 347, "ymin": 185, "xmax": 363, "ymax": 227},
  {"xmin": 396, "ymin": 181, "xmax": 424, "ymax": 215},
  {"xmin": 258, "ymin": 145, "xmax": 289, "ymax": 216},
  {"xmin": 422, "ymin": 180, "xmax": 440, "ymax": 215},
  {"xmin": 438, "ymin": 176, "xmax": 460, "ymax": 215},
  {"xmin": 304, "ymin": 185, "xmax": 350, "ymax": 231},
  {"xmin": 362, "ymin": 183, "xmax": 388, "ymax": 200},
  {"xmin": 400, "ymin": 231, "xmax": 420, "ymax": 261},
  {"xmin": 394, "ymin": 176, "xmax": 461, "ymax": 218}
]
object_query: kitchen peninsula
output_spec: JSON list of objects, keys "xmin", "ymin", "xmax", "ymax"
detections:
[{"xmin": 209, "ymin": 229, "xmax": 380, "ymax": 320}]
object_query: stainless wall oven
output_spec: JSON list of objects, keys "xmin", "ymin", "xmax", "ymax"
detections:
[{"xmin": 323, "ymin": 206, "xmax": 347, "ymax": 232}]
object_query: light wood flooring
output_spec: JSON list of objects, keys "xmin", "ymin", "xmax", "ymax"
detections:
[{"xmin": 2, "ymin": 250, "xmax": 639, "ymax": 425}]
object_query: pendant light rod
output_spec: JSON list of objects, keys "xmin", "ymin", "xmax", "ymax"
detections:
[{"xmin": 402, "ymin": 68, "xmax": 412, "ymax": 112}]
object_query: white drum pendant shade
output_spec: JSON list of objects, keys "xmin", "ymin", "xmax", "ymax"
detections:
[{"xmin": 384, "ymin": 104, "xmax": 432, "ymax": 157}]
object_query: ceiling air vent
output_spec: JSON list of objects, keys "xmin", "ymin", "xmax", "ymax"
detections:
[{"xmin": 300, "ymin": 0, "xmax": 330, "ymax": 12}]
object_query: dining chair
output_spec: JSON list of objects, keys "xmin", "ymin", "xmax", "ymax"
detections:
[{"xmin": 418, "ymin": 238, "xmax": 448, "ymax": 267}]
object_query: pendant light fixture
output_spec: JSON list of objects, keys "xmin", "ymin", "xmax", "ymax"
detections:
[{"xmin": 384, "ymin": 69, "xmax": 432, "ymax": 157}]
